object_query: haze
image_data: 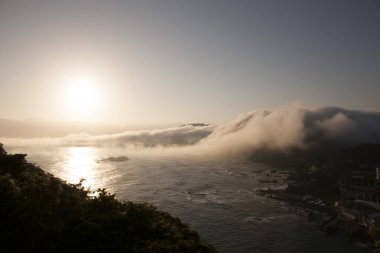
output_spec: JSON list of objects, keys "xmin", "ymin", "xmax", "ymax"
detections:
[{"xmin": 1, "ymin": 0, "xmax": 379, "ymax": 126}]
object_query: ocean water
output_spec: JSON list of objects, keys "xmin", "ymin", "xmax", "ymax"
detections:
[{"xmin": 8, "ymin": 146, "xmax": 371, "ymax": 253}]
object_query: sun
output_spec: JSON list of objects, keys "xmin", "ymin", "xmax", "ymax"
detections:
[{"xmin": 63, "ymin": 75, "xmax": 102, "ymax": 119}]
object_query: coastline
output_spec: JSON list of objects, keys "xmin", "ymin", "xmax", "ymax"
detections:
[{"xmin": 257, "ymin": 180, "xmax": 374, "ymax": 249}]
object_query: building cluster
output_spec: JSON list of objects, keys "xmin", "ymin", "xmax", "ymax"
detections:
[{"xmin": 338, "ymin": 167, "xmax": 380, "ymax": 230}]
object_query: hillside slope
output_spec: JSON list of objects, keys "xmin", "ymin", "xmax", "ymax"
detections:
[{"xmin": 0, "ymin": 144, "xmax": 216, "ymax": 253}]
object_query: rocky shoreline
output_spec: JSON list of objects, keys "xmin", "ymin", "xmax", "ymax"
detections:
[{"xmin": 255, "ymin": 170, "xmax": 374, "ymax": 249}]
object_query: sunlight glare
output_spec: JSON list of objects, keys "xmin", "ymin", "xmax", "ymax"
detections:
[
  {"xmin": 63, "ymin": 147, "xmax": 98, "ymax": 189},
  {"xmin": 63, "ymin": 75, "xmax": 102, "ymax": 119}
]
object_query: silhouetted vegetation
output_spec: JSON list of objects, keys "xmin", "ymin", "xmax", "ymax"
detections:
[
  {"xmin": 369, "ymin": 226, "xmax": 380, "ymax": 252},
  {"xmin": 343, "ymin": 143, "xmax": 380, "ymax": 166},
  {"xmin": 251, "ymin": 143, "xmax": 380, "ymax": 169},
  {"xmin": 0, "ymin": 144, "xmax": 216, "ymax": 253}
]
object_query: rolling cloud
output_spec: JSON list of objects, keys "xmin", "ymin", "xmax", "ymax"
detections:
[
  {"xmin": 63, "ymin": 124, "xmax": 215, "ymax": 147},
  {"xmin": 200, "ymin": 104, "xmax": 380, "ymax": 156},
  {"xmin": 1, "ymin": 124, "xmax": 215, "ymax": 148},
  {"xmin": 2, "ymin": 104, "xmax": 380, "ymax": 158}
]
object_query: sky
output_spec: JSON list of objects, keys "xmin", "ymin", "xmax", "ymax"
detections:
[{"xmin": 0, "ymin": 0, "xmax": 379, "ymax": 124}]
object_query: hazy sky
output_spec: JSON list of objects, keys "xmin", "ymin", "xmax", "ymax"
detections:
[{"xmin": 0, "ymin": 0, "xmax": 379, "ymax": 124}]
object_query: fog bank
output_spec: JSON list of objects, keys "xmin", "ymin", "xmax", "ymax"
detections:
[{"xmin": 2, "ymin": 104, "xmax": 380, "ymax": 158}]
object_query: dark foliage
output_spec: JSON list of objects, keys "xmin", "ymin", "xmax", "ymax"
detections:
[
  {"xmin": 251, "ymin": 143, "xmax": 380, "ymax": 168},
  {"xmin": 343, "ymin": 143, "xmax": 380, "ymax": 166},
  {"xmin": 0, "ymin": 144, "xmax": 216, "ymax": 253}
]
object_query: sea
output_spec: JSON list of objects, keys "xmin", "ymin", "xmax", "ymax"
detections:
[{"xmin": 7, "ymin": 146, "xmax": 371, "ymax": 253}]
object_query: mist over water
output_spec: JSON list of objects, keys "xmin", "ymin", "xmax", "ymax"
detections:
[
  {"xmin": 3, "ymin": 104, "xmax": 380, "ymax": 252},
  {"xmin": 1, "ymin": 0, "xmax": 379, "ymax": 250},
  {"xmin": 3, "ymin": 104, "xmax": 380, "ymax": 159},
  {"xmin": 6, "ymin": 145, "xmax": 370, "ymax": 253}
]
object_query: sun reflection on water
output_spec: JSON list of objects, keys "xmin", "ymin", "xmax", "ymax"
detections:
[{"xmin": 62, "ymin": 146, "xmax": 99, "ymax": 189}]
